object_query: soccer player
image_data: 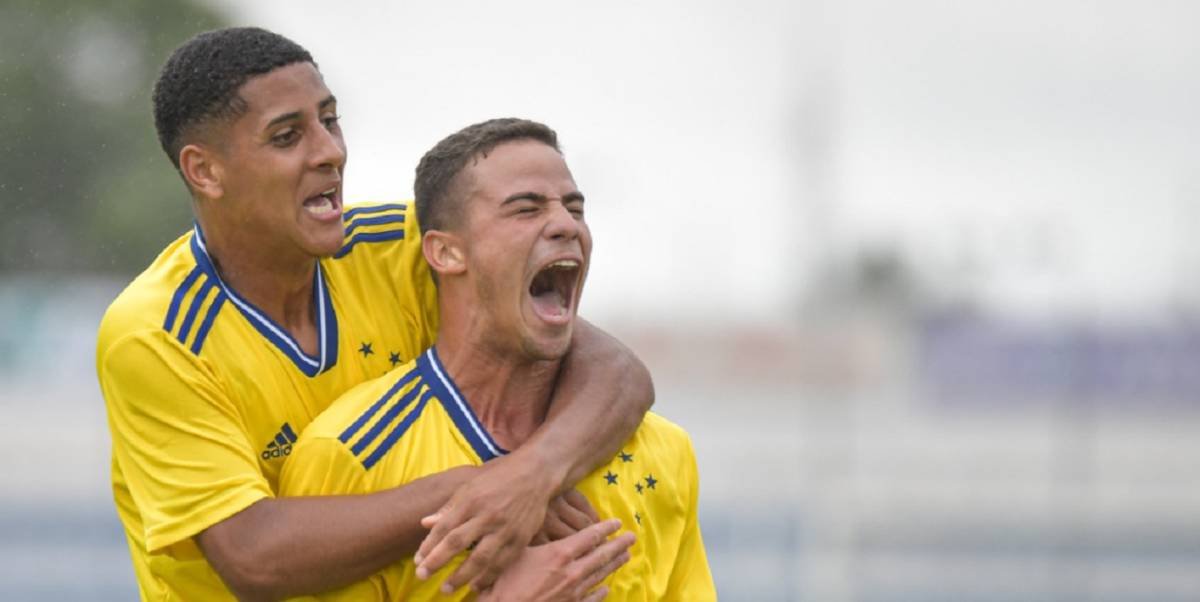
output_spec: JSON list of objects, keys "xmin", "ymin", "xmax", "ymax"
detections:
[
  {"xmin": 281, "ymin": 118, "xmax": 716, "ymax": 600},
  {"xmin": 96, "ymin": 28, "xmax": 653, "ymax": 600}
]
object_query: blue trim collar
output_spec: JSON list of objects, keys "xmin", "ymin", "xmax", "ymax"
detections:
[
  {"xmin": 189, "ymin": 226, "xmax": 339, "ymax": 377},
  {"xmin": 417, "ymin": 347, "xmax": 508, "ymax": 462}
]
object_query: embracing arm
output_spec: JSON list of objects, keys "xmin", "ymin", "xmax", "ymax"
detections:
[
  {"xmin": 197, "ymin": 467, "xmax": 476, "ymax": 601},
  {"xmin": 415, "ymin": 318, "xmax": 654, "ymax": 592}
]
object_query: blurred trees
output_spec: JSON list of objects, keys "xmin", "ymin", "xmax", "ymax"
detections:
[{"xmin": 0, "ymin": 0, "xmax": 226, "ymax": 274}]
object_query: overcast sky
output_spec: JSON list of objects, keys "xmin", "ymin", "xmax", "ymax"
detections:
[{"xmin": 211, "ymin": 0, "xmax": 1200, "ymax": 324}]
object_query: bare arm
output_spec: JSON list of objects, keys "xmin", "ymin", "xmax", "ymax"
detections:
[
  {"xmin": 196, "ymin": 466, "xmax": 476, "ymax": 601},
  {"xmin": 415, "ymin": 318, "xmax": 654, "ymax": 593}
]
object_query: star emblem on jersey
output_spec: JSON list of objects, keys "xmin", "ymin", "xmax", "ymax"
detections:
[
  {"xmin": 645, "ymin": 474, "xmax": 657, "ymax": 490},
  {"xmin": 635, "ymin": 482, "xmax": 644, "ymax": 494},
  {"xmin": 359, "ymin": 342, "xmax": 374, "ymax": 357},
  {"xmin": 388, "ymin": 351, "xmax": 401, "ymax": 367},
  {"xmin": 604, "ymin": 471, "xmax": 618, "ymax": 485},
  {"xmin": 619, "ymin": 451, "xmax": 633, "ymax": 463}
]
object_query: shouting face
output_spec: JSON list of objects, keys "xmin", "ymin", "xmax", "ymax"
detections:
[{"xmin": 452, "ymin": 139, "xmax": 592, "ymax": 361}]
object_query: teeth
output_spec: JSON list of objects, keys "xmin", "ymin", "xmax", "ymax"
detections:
[
  {"xmin": 548, "ymin": 260, "xmax": 578, "ymax": 269},
  {"xmin": 322, "ymin": 187, "xmax": 336, "ymax": 197},
  {"xmin": 307, "ymin": 197, "xmax": 334, "ymax": 214}
]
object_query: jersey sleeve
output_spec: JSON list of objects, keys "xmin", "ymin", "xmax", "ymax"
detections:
[
  {"xmin": 666, "ymin": 433, "xmax": 717, "ymax": 600},
  {"xmin": 99, "ymin": 329, "xmax": 271, "ymax": 553},
  {"xmin": 279, "ymin": 435, "xmax": 369, "ymax": 497},
  {"xmin": 280, "ymin": 437, "xmax": 390, "ymax": 601},
  {"xmin": 334, "ymin": 201, "xmax": 439, "ymax": 361}
]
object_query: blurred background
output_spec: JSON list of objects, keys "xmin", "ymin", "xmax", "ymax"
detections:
[{"xmin": 2, "ymin": 0, "xmax": 1199, "ymax": 599}]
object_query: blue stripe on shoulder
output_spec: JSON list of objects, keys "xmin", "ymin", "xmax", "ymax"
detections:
[
  {"xmin": 189, "ymin": 292, "xmax": 226, "ymax": 354},
  {"xmin": 362, "ymin": 388, "xmax": 433, "ymax": 470},
  {"xmin": 344, "ymin": 213, "xmax": 406, "ymax": 237},
  {"xmin": 342, "ymin": 203, "xmax": 407, "ymax": 221},
  {"xmin": 339, "ymin": 366, "xmax": 421, "ymax": 444},
  {"xmin": 176, "ymin": 277, "xmax": 215, "ymax": 346},
  {"xmin": 333, "ymin": 230, "xmax": 407, "ymax": 260},
  {"xmin": 164, "ymin": 267, "xmax": 203, "ymax": 333},
  {"xmin": 350, "ymin": 381, "xmax": 426, "ymax": 456}
]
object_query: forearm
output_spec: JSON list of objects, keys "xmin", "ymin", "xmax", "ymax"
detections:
[
  {"xmin": 524, "ymin": 318, "xmax": 654, "ymax": 492},
  {"xmin": 198, "ymin": 466, "xmax": 476, "ymax": 600}
]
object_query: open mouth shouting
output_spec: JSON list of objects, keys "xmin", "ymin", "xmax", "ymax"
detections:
[
  {"xmin": 527, "ymin": 256, "xmax": 584, "ymax": 326},
  {"xmin": 303, "ymin": 185, "xmax": 342, "ymax": 221}
]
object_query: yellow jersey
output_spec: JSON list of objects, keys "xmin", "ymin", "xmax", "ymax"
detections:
[
  {"xmin": 280, "ymin": 347, "xmax": 716, "ymax": 601},
  {"xmin": 96, "ymin": 202, "xmax": 438, "ymax": 601}
]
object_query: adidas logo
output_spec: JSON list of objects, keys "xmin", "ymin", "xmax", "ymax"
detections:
[{"xmin": 261, "ymin": 423, "xmax": 299, "ymax": 460}]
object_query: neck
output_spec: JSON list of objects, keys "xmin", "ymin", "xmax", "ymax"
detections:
[
  {"xmin": 434, "ymin": 305, "xmax": 560, "ymax": 451},
  {"xmin": 198, "ymin": 216, "xmax": 319, "ymax": 353}
]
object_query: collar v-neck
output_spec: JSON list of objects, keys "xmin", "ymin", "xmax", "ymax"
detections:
[
  {"xmin": 190, "ymin": 225, "xmax": 339, "ymax": 377},
  {"xmin": 417, "ymin": 347, "xmax": 508, "ymax": 462}
]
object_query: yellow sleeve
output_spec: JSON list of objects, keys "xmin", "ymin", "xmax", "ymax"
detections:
[
  {"xmin": 666, "ymin": 434, "xmax": 717, "ymax": 600},
  {"xmin": 279, "ymin": 435, "xmax": 369, "ymax": 497},
  {"xmin": 336, "ymin": 201, "xmax": 439, "ymax": 360},
  {"xmin": 280, "ymin": 436, "xmax": 391, "ymax": 601},
  {"xmin": 99, "ymin": 330, "xmax": 271, "ymax": 553}
]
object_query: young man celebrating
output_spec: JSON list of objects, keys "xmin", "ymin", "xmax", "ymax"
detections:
[
  {"xmin": 96, "ymin": 28, "xmax": 652, "ymax": 600},
  {"xmin": 281, "ymin": 118, "xmax": 716, "ymax": 600}
]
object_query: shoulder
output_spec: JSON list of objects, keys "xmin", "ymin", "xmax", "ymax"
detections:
[
  {"xmin": 97, "ymin": 232, "xmax": 210, "ymax": 359},
  {"xmin": 331, "ymin": 201, "xmax": 420, "ymax": 261},
  {"xmin": 300, "ymin": 357, "xmax": 425, "ymax": 443},
  {"xmin": 637, "ymin": 412, "xmax": 695, "ymax": 452}
]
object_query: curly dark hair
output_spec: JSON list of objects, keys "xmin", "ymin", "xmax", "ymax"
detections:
[
  {"xmin": 414, "ymin": 118, "xmax": 561, "ymax": 234},
  {"xmin": 152, "ymin": 27, "xmax": 313, "ymax": 169}
]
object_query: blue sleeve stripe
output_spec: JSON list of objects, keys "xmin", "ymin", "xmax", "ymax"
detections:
[
  {"xmin": 333, "ymin": 230, "xmax": 407, "ymax": 259},
  {"xmin": 339, "ymin": 367, "xmax": 421, "ymax": 444},
  {"xmin": 350, "ymin": 381, "xmax": 425, "ymax": 457},
  {"xmin": 163, "ymin": 267, "xmax": 203, "ymax": 333},
  {"xmin": 176, "ymin": 278, "xmax": 215, "ymax": 346},
  {"xmin": 343, "ymin": 203, "xmax": 407, "ymax": 221},
  {"xmin": 344, "ymin": 213, "xmax": 406, "ymax": 237},
  {"xmin": 362, "ymin": 389, "xmax": 433, "ymax": 470},
  {"xmin": 189, "ymin": 293, "xmax": 226, "ymax": 355}
]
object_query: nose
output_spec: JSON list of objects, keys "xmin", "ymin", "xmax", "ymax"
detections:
[
  {"xmin": 309, "ymin": 122, "xmax": 347, "ymax": 171},
  {"xmin": 544, "ymin": 201, "xmax": 582, "ymax": 242}
]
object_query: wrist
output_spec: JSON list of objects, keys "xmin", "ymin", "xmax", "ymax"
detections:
[{"xmin": 513, "ymin": 442, "xmax": 569, "ymax": 498}]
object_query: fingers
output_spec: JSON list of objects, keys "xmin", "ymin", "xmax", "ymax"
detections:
[
  {"xmin": 574, "ymin": 531, "xmax": 635, "ymax": 589},
  {"xmin": 419, "ymin": 512, "xmax": 441, "ymax": 530},
  {"xmin": 560, "ymin": 519, "xmax": 621, "ymax": 559},
  {"xmin": 415, "ymin": 515, "xmax": 483, "ymax": 579},
  {"xmin": 458, "ymin": 539, "xmax": 520, "ymax": 594},
  {"xmin": 542, "ymin": 511, "xmax": 577, "ymax": 542},
  {"xmin": 562, "ymin": 489, "xmax": 600, "ymax": 523},
  {"xmin": 582, "ymin": 585, "xmax": 610, "ymax": 602},
  {"xmin": 552, "ymin": 494, "xmax": 596, "ymax": 533}
]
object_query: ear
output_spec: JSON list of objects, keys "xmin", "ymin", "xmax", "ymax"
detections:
[
  {"xmin": 179, "ymin": 143, "xmax": 224, "ymax": 200},
  {"xmin": 422, "ymin": 229, "xmax": 467, "ymax": 278}
]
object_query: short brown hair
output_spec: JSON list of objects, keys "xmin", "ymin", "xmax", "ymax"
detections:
[{"xmin": 414, "ymin": 118, "xmax": 560, "ymax": 233}]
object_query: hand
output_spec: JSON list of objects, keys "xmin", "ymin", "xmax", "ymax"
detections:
[
  {"xmin": 535, "ymin": 489, "xmax": 600, "ymax": 544},
  {"xmin": 414, "ymin": 453, "xmax": 559, "ymax": 593},
  {"xmin": 478, "ymin": 519, "xmax": 635, "ymax": 602}
]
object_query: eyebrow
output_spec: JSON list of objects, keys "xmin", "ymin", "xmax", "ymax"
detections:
[
  {"xmin": 502, "ymin": 190, "xmax": 586, "ymax": 204},
  {"xmin": 265, "ymin": 94, "xmax": 338, "ymax": 129}
]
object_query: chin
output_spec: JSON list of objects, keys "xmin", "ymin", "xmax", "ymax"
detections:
[
  {"xmin": 521, "ymin": 331, "xmax": 573, "ymax": 362},
  {"xmin": 303, "ymin": 231, "xmax": 346, "ymax": 258}
]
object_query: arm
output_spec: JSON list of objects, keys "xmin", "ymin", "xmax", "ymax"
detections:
[
  {"xmin": 415, "ymin": 318, "xmax": 654, "ymax": 592},
  {"xmin": 99, "ymin": 331, "xmax": 471, "ymax": 600},
  {"xmin": 197, "ymin": 467, "xmax": 476, "ymax": 601}
]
